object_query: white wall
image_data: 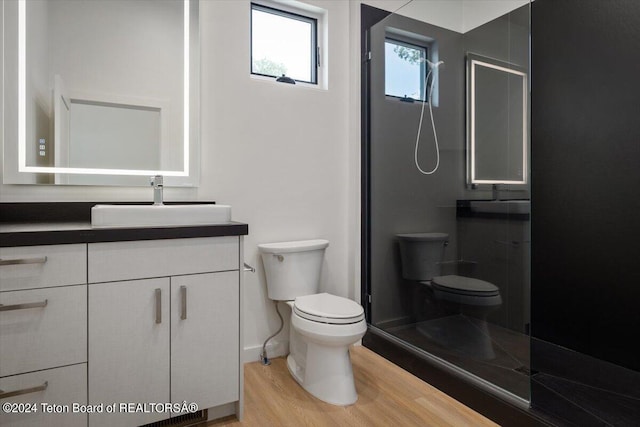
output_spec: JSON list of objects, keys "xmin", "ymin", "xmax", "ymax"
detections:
[
  {"xmin": 197, "ymin": 0, "xmax": 352, "ymax": 360},
  {"xmin": 462, "ymin": 0, "xmax": 529, "ymax": 33},
  {"xmin": 362, "ymin": 1, "xmax": 530, "ymax": 34},
  {"xmin": 394, "ymin": 0, "xmax": 464, "ymax": 32}
]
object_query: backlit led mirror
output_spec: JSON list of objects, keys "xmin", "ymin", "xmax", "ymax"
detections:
[
  {"xmin": 2, "ymin": 0, "xmax": 199, "ymax": 186},
  {"xmin": 466, "ymin": 53, "xmax": 528, "ymax": 185}
]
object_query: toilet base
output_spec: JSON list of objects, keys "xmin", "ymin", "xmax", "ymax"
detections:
[
  {"xmin": 417, "ymin": 314, "xmax": 497, "ymax": 360},
  {"xmin": 417, "ymin": 280, "xmax": 501, "ymax": 360},
  {"xmin": 287, "ymin": 343, "xmax": 358, "ymax": 406}
]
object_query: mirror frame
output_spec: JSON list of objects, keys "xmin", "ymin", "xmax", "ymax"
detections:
[
  {"xmin": 2, "ymin": 0, "xmax": 200, "ymax": 186},
  {"xmin": 466, "ymin": 52, "xmax": 528, "ymax": 185}
]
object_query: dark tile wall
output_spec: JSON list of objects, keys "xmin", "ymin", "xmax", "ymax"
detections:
[
  {"xmin": 531, "ymin": 0, "xmax": 640, "ymax": 372},
  {"xmin": 367, "ymin": 9, "xmax": 465, "ymax": 327},
  {"xmin": 531, "ymin": 0, "xmax": 640, "ymax": 424}
]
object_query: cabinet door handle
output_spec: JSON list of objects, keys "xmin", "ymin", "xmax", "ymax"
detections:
[
  {"xmin": 0, "ymin": 256, "xmax": 47, "ymax": 266},
  {"xmin": 0, "ymin": 299, "xmax": 48, "ymax": 312},
  {"xmin": 0, "ymin": 381, "xmax": 48, "ymax": 399},
  {"xmin": 155, "ymin": 288, "xmax": 162, "ymax": 324},
  {"xmin": 180, "ymin": 285, "xmax": 187, "ymax": 320}
]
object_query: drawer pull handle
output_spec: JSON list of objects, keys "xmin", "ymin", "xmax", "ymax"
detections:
[
  {"xmin": 0, "ymin": 381, "xmax": 48, "ymax": 399},
  {"xmin": 0, "ymin": 256, "xmax": 47, "ymax": 266},
  {"xmin": 0, "ymin": 299, "xmax": 48, "ymax": 312},
  {"xmin": 180, "ymin": 286, "xmax": 187, "ymax": 320},
  {"xmin": 155, "ymin": 288, "xmax": 162, "ymax": 324}
]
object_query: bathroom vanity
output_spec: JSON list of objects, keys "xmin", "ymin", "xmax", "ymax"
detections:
[{"xmin": 0, "ymin": 203, "xmax": 248, "ymax": 427}]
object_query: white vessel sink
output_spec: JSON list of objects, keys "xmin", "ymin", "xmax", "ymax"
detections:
[
  {"xmin": 91, "ymin": 204, "xmax": 232, "ymax": 228},
  {"xmin": 470, "ymin": 200, "xmax": 530, "ymax": 214}
]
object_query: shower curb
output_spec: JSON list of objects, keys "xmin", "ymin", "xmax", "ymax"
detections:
[{"xmin": 363, "ymin": 327, "xmax": 556, "ymax": 427}]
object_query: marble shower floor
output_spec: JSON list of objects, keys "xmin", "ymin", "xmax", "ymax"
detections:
[{"xmin": 385, "ymin": 315, "xmax": 530, "ymax": 400}]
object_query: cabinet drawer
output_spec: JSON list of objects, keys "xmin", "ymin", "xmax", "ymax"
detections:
[
  {"xmin": 88, "ymin": 237, "xmax": 239, "ymax": 283},
  {"xmin": 0, "ymin": 244, "xmax": 87, "ymax": 292},
  {"xmin": 0, "ymin": 363, "xmax": 87, "ymax": 427},
  {"xmin": 0, "ymin": 285, "xmax": 87, "ymax": 377}
]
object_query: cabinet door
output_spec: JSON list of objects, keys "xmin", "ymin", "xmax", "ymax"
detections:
[
  {"xmin": 171, "ymin": 271, "xmax": 239, "ymax": 411},
  {"xmin": 88, "ymin": 278, "xmax": 170, "ymax": 427}
]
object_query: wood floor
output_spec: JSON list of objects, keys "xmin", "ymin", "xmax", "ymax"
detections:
[{"xmin": 208, "ymin": 346, "xmax": 499, "ymax": 427}]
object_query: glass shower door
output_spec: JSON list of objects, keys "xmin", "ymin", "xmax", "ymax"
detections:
[{"xmin": 365, "ymin": 0, "xmax": 531, "ymax": 404}]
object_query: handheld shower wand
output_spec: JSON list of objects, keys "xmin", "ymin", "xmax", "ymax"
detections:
[{"xmin": 414, "ymin": 59, "xmax": 444, "ymax": 175}]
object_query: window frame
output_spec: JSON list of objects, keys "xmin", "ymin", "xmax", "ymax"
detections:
[
  {"xmin": 250, "ymin": 2, "xmax": 319, "ymax": 85},
  {"xmin": 384, "ymin": 37, "xmax": 429, "ymax": 102}
]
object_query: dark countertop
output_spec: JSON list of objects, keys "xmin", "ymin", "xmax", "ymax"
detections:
[
  {"xmin": 456, "ymin": 199, "xmax": 530, "ymax": 221},
  {"xmin": 0, "ymin": 202, "xmax": 248, "ymax": 247}
]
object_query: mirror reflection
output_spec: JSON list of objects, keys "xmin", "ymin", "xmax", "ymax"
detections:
[
  {"xmin": 467, "ymin": 53, "xmax": 528, "ymax": 184},
  {"xmin": 4, "ymin": 0, "xmax": 197, "ymax": 186}
]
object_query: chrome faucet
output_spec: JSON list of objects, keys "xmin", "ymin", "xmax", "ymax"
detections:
[{"xmin": 150, "ymin": 175, "xmax": 164, "ymax": 205}]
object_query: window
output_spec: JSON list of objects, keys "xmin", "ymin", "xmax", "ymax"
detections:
[
  {"xmin": 385, "ymin": 39, "xmax": 427, "ymax": 101},
  {"xmin": 251, "ymin": 3, "xmax": 318, "ymax": 84}
]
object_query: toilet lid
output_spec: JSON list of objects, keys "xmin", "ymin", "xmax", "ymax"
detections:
[
  {"xmin": 294, "ymin": 293, "xmax": 364, "ymax": 324},
  {"xmin": 257, "ymin": 239, "xmax": 329, "ymax": 254},
  {"xmin": 396, "ymin": 232, "xmax": 449, "ymax": 242},
  {"xmin": 432, "ymin": 275, "xmax": 500, "ymax": 297}
]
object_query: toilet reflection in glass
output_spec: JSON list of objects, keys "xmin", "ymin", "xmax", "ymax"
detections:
[
  {"xmin": 396, "ymin": 233, "xmax": 502, "ymax": 360},
  {"xmin": 258, "ymin": 239, "xmax": 366, "ymax": 406}
]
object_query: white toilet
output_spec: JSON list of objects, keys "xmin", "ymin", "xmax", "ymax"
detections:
[
  {"xmin": 396, "ymin": 232, "xmax": 502, "ymax": 358},
  {"xmin": 258, "ymin": 239, "xmax": 366, "ymax": 406}
]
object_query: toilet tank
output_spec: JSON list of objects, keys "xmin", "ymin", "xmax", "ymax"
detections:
[
  {"xmin": 396, "ymin": 233, "xmax": 449, "ymax": 281},
  {"xmin": 257, "ymin": 239, "xmax": 329, "ymax": 301}
]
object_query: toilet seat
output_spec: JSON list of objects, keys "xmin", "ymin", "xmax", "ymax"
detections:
[
  {"xmin": 423, "ymin": 275, "xmax": 502, "ymax": 306},
  {"xmin": 431, "ymin": 275, "xmax": 499, "ymax": 297},
  {"xmin": 294, "ymin": 293, "xmax": 365, "ymax": 325}
]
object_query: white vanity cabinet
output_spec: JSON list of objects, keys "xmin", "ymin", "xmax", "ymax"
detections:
[
  {"xmin": 170, "ymin": 271, "xmax": 240, "ymax": 412},
  {"xmin": 87, "ymin": 237, "xmax": 241, "ymax": 427},
  {"xmin": 88, "ymin": 277, "xmax": 170, "ymax": 427},
  {"xmin": 0, "ymin": 244, "xmax": 88, "ymax": 427}
]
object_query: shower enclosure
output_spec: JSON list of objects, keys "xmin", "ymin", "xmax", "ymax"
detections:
[
  {"xmin": 362, "ymin": 1, "xmax": 640, "ymax": 425},
  {"xmin": 361, "ymin": 0, "xmax": 534, "ymax": 419}
]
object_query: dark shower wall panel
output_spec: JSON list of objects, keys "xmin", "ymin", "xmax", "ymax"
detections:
[
  {"xmin": 463, "ymin": 6, "xmax": 529, "ymax": 75},
  {"xmin": 462, "ymin": 5, "xmax": 531, "ymax": 202},
  {"xmin": 368, "ymin": 14, "xmax": 465, "ymax": 326},
  {"xmin": 532, "ymin": 0, "xmax": 640, "ymax": 371}
]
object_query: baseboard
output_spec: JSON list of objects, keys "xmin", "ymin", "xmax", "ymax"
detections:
[
  {"xmin": 243, "ymin": 340, "xmax": 289, "ymax": 364},
  {"xmin": 206, "ymin": 402, "xmax": 237, "ymax": 421}
]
